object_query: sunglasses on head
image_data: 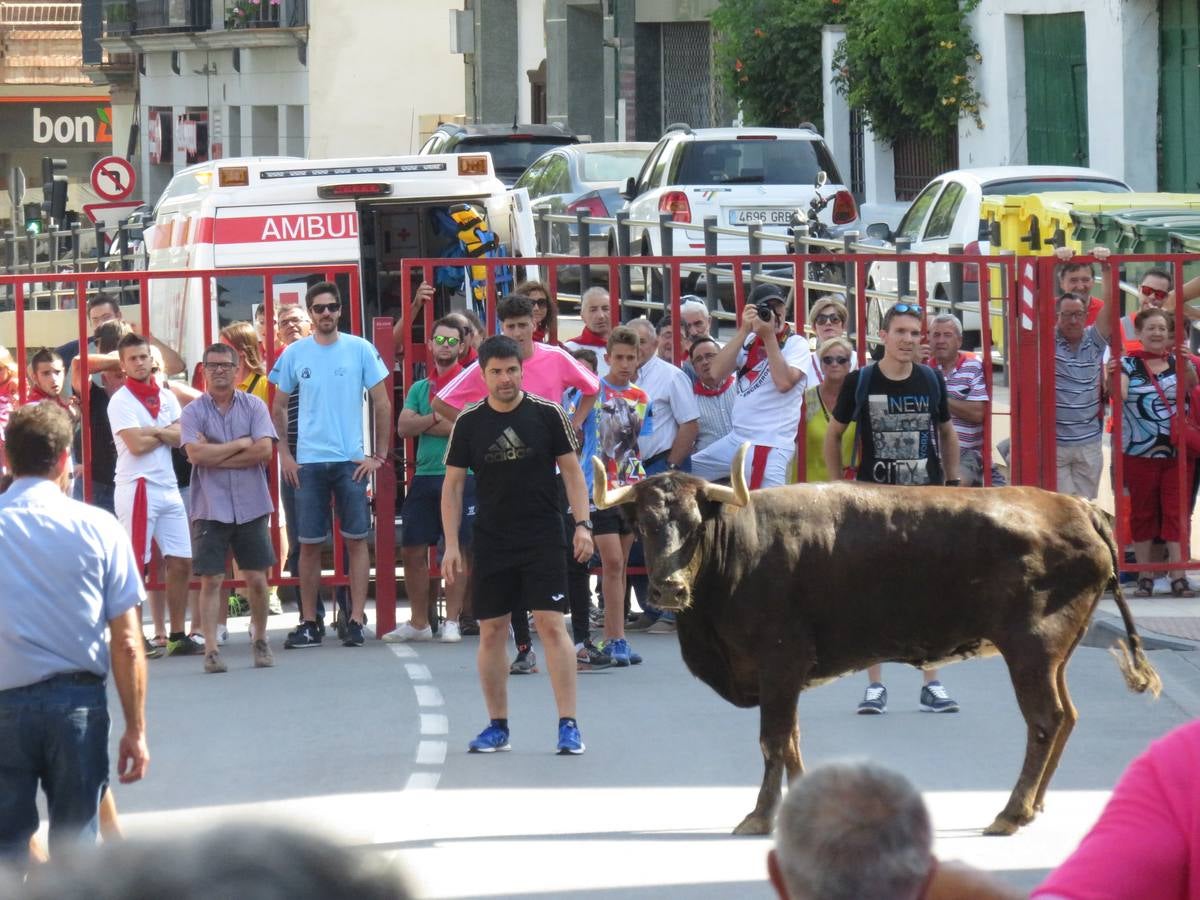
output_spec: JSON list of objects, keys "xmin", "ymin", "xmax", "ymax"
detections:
[
  {"xmin": 433, "ymin": 334, "xmax": 461, "ymax": 346},
  {"xmin": 821, "ymin": 355, "xmax": 850, "ymax": 366},
  {"xmin": 891, "ymin": 303, "xmax": 923, "ymax": 316},
  {"xmin": 311, "ymin": 302, "xmax": 340, "ymax": 314},
  {"xmin": 1140, "ymin": 285, "xmax": 1169, "ymax": 302},
  {"xmin": 814, "ymin": 313, "xmax": 844, "ymax": 325}
]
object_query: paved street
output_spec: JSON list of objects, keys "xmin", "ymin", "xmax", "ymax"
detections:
[{"xmin": 78, "ymin": 602, "xmax": 1199, "ymax": 899}]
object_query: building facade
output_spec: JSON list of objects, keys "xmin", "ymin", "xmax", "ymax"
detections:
[
  {"xmin": 87, "ymin": 0, "xmax": 466, "ymax": 207},
  {"xmin": 824, "ymin": 0, "xmax": 1193, "ymax": 207}
]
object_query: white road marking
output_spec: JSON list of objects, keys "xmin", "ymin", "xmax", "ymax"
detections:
[
  {"xmin": 404, "ymin": 772, "xmax": 441, "ymax": 791},
  {"xmin": 405, "ymin": 662, "xmax": 432, "ymax": 681},
  {"xmin": 416, "ymin": 740, "xmax": 448, "ymax": 765},
  {"xmin": 414, "ymin": 684, "xmax": 444, "ymax": 707},
  {"xmin": 388, "ymin": 644, "xmax": 418, "ymax": 658},
  {"xmin": 421, "ymin": 713, "xmax": 449, "ymax": 735}
]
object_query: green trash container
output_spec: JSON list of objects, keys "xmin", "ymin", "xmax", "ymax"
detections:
[
  {"xmin": 1115, "ymin": 213, "xmax": 1200, "ymax": 255},
  {"xmin": 1079, "ymin": 207, "xmax": 1191, "ymax": 251}
]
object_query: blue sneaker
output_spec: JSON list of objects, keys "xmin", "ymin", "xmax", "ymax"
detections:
[
  {"xmin": 603, "ymin": 637, "xmax": 643, "ymax": 667},
  {"xmin": 556, "ymin": 720, "xmax": 585, "ymax": 755},
  {"xmin": 468, "ymin": 723, "xmax": 511, "ymax": 753}
]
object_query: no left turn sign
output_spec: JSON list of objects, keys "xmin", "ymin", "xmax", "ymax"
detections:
[{"xmin": 90, "ymin": 156, "xmax": 136, "ymax": 202}]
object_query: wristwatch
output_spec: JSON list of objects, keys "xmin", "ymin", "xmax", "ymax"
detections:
[
  {"xmin": 945, "ymin": 478, "xmax": 961, "ymax": 486},
  {"xmin": 574, "ymin": 519, "xmax": 594, "ymax": 531}
]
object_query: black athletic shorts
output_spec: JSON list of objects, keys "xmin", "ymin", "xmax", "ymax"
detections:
[
  {"xmin": 592, "ymin": 505, "xmax": 631, "ymax": 537},
  {"xmin": 473, "ymin": 549, "xmax": 568, "ymax": 621},
  {"xmin": 191, "ymin": 515, "xmax": 276, "ymax": 576}
]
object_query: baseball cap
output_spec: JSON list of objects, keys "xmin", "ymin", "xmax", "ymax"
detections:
[{"xmin": 747, "ymin": 283, "xmax": 787, "ymax": 306}]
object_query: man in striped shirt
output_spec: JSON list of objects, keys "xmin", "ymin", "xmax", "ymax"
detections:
[
  {"xmin": 1053, "ymin": 290, "xmax": 1113, "ymax": 499},
  {"xmin": 927, "ymin": 314, "xmax": 989, "ymax": 486}
]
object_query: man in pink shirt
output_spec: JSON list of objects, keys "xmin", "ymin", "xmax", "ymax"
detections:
[
  {"xmin": 433, "ymin": 294, "xmax": 599, "ymax": 674},
  {"xmin": 1033, "ymin": 718, "xmax": 1200, "ymax": 900}
]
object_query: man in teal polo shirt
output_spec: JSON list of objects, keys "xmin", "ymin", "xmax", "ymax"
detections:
[{"xmin": 383, "ymin": 317, "xmax": 476, "ymax": 643}]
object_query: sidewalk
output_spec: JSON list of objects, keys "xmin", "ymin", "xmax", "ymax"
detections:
[{"xmin": 1094, "ymin": 592, "xmax": 1200, "ymax": 649}]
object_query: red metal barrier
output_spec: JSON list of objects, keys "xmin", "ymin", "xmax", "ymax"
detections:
[{"xmin": 1, "ymin": 264, "xmax": 365, "ymax": 595}]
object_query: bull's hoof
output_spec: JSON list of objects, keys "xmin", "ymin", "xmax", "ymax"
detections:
[
  {"xmin": 732, "ymin": 813, "xmax": 772, "ymax": 836},
  {"xmin": 983, "ymin": 809, "xmax": 1033, "ymax": 836}
]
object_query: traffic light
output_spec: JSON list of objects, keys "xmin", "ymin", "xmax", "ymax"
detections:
[{"xmin": 40, "ymin": 157, "xmax": 68, "ymax": 227}]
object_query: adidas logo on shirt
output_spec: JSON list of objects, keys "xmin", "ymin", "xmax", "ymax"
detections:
[{"xmin": 484, "ymin": 427, "xmax": 533, "ymax": 463}]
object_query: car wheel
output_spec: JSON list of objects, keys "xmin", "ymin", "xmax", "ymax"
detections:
[
  {"xmin": 641, "ymin": 243, "xmax": 663, "ymax": 303},
  {"xmin": 865, "ymin": 280, "xmax": 886, "ymax": 339}
]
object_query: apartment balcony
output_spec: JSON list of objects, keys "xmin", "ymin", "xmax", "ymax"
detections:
[{"xmin": 93, "ymin": 0, "xmax": 305, "ymax": 52}]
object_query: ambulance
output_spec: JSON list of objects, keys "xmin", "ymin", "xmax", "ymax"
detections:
[{"xmin": 144, "ymin": 153, "xmax": 536, "ymax": 370}]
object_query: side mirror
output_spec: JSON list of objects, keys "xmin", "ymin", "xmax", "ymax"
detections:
[
  {"xmin": 815, "ymin": 170, "xmax": 828, "ymax": 189},
  {"xmin": 620, "ymin": 176, "xmax": 637, "ymax": 201},
  {"xmin": 865, "ymin": 222, "xmax": 893, "ymax": 242}
]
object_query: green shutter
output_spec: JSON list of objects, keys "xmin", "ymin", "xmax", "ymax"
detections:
[
  {"xmin": 1160, "ymin": 0, "xmax": 1200, "ymax": 191},
  {"xmin": 1024, "ymin": 13, "xmax": 1089, "ymax": 167}
]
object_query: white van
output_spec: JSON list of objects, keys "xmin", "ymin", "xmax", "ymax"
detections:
[{"xmin": 145, "ymin": 154, "xmax": 536, "ymax": 370}]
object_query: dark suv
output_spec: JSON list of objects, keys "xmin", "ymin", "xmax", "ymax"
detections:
[{"xmin": 418, "ymin": 123, "xmax": 579, "ymax": 186}]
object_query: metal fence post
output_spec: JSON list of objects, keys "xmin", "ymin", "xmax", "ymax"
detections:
[
  {"xmin": 658, "ymin": 212, "xmax": 673, "ymax": 312},
  {"xmin": 895, "ymin": 236, "xmax": 911, "ymax": 300},
  {"xmin": 616, "ymin": 210, "xmax": 631, "ymax": 301},
  {"xmin": 748, "ymin": 223, "xmax": 762, "ymax": 290},
  {"xmin": 703, "ymin": 214, "xmax": 719, "ymax": 338},
  {"xmin": 841, "ymin": 230, "xmax": 858, "ymax": 323},
  {"xmin": 536, "ymin": 208, "xmax": 550, "ymax": 255},
  {"xmin": 577, "ymin": 209, "xmax": 592, "ymax": 293},
  {"xmin": 948, "ymin": 242, "xmax": 964, "ymax": 317}
]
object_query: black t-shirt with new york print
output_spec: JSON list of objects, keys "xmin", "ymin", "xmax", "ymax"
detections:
[
  {"xmin": 444, "ymin": 392, "xmax": 579, "ymax": 567},
  {"xmin": 832, "ymin": 364, "xmax": 950, "ymax": 485}
]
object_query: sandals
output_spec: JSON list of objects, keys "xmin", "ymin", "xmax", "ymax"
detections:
[
  {"xmin": 151, "ymin": 634, "xmax": 168, "ymax": 648},
  {"xmin": 1170, "ymin": 577, "xmax": 1195, "ymax": 598},
  {"xmin": 1134, "ymin": 577, "xmax": 1154, "ymax": 597}
]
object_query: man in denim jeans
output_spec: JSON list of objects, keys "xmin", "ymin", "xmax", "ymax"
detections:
[
  {"xmin": 0, "ymin": 404, "xmax": 148, "ymax": 869},
  {"xmin": 270, "ymin": 282, "xmax": 391, "ymax": 649}
]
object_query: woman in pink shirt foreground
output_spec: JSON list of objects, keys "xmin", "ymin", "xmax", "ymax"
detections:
[{"xmin": 1033, "ymin": 718, "xmax": 1199, "ymax": 900}]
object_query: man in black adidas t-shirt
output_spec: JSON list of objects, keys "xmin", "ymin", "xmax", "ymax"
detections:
[
  {"xmin": 823, "ymin": 303, "xmax": 963, "ymax": 717},
  {"xmin": 442, "ymin": 335, "xmax": 594, "ymax": 756}
]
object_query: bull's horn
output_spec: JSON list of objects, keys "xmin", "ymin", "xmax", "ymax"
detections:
[
  {"xmin": 701, "ymin": 442, "xmax": 751, "ymax": 507},
  {"xmin": 592, "ymin": 456, "xmax": 636, "ymax": 508}
]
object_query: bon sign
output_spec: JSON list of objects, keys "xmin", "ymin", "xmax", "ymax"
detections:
[{"xmin": 90, "ymin": 156, "xmax": 136, "ymax": 202}]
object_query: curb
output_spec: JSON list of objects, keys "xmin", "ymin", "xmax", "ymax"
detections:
[{"xmin": 1086, "ymin": 612, "xmax": 1200, "ymax": 653}]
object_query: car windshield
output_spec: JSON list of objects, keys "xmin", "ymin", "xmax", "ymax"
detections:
[
  {"xmin": 580, "ymin": 149, "xmax": 649, "ymax": 184},
  {"xmin": 459, "ymin": 138, "xmax": 573, "ymax": 174},
  {"xmin": 980, "ymin": 177, "xmax": 1130, "ymax": 195},
  {"xmin": 674, "ymin": 139, "xmax": 833, "ymax": 186}
]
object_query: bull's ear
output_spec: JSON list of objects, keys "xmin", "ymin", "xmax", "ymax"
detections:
[{"xmin": 592, "ymin": 456, "xmax": 636, "ymax": 508}]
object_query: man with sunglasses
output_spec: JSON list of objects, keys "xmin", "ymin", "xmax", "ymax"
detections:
[
  {"xmin": 691, "ymin": 283, "xmax": 810, "ymax": 489},
  {"xmin": 180, "ymin": 343, "xmax": 278, "ymax": 673},
  {"xmin": 269, "ymin": 282, "xmax": 391, "ymax": 649},
  {"xmin": 383, "ymin": 318, "xmax": 475, "ymax": 644},
  {"xmin": 1120, "ymin": 269, "xmax": 1174, "ymax": 351}
]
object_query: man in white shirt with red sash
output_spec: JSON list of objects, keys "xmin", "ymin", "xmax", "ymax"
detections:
[
  {"xmin": 563, "ymin": 287, "xmax": 614, "ymax": 378},
  {"xmin": 691, "ymin": 284, "xmax": 811, "ymax": 488},
  {"xmin": 107, "ymin": 333, "xmax": 199, "ymax": 657}
]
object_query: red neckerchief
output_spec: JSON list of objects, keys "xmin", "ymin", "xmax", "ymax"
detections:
[
  {"xmin": 428, "ymin": 361, "xmax": 463, "ymax": 396},
  {"xmin": 1129, "ymin": 348, "xmax": 1170, "ymax": 362},
  {"xmin": 124, "ymin": 375, "xmax": 162, "ymax": 419},
  {"xmin": 461, "ymin": 347, "xmax": 478, "ymax": 367},
  {"xmin": 693, "ymin": 374, "xmax": 734, "ymax": 397},
  {"xmin": 572, "ymin": 327, "xmax": 609, "ymax": 348},
  {"xmin": 27, "ymin": 385, "xmax": 71, "ymax": 411},
  {"xmin": 533, "ymin": 325, "xmax": 549, "ymax": 344},
  {"xmin": 739, "ymin": 326, "xmax": 793, "ymax": 379}
]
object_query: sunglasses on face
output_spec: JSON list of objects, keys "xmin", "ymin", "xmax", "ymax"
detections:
[
  {"xmin": 1141, "ymin": 285, "xmax": 1169, "ymax": 302},
  {"xmin": 814, "ymin": 313, "xmax": 844, "ymax": 325},
  {"xmin": 821, "ymin": 355, "xmax": 850, "ymax": 366},
  {"xmin": 280, "ymin": 317, "xmax": 306, "ymax": 326},
  {"xmin": 529, "ymin": 297, "xmax": 548, "ymax": 307},
  {"xmin": 433, "ymin": 335, "xmax": 462, "ymax": 346},
  {"xmin": 311, "ymin": 302, "xmax": 341, "ymax": 315}
]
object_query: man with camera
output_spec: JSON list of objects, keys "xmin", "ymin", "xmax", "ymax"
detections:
[{"xmin": 690, "ymin": 283, "xmax": 810, "ymax": 489}]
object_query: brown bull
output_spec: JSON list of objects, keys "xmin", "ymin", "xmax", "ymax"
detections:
[{"xmin": 593, "ymin": 444, "xmax": 1160, "ymax": 836}]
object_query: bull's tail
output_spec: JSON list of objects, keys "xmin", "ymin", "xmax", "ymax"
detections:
[{"xmin": 1087, "ymin": 502, "xmax": 1162, "ymax": 698}]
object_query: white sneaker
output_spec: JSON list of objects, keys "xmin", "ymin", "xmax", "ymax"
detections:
[
  {"xmin": 216, "ymin": 624, "xmax": 229, "ymax": 646},
  {"xmin": 381, "ymin": 622, "xmax": 433, "ymax": 643},
  {"xmin": 1153, "ymin": 576, "xmax": 1172, "ymax": 596},
  {"xmin": 440, "ymin": 620, "xmax": 462, "ymax": 643},
  {"xmin": 267, "ymin": 591, "xmax": 283, "ymax": 616}
]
